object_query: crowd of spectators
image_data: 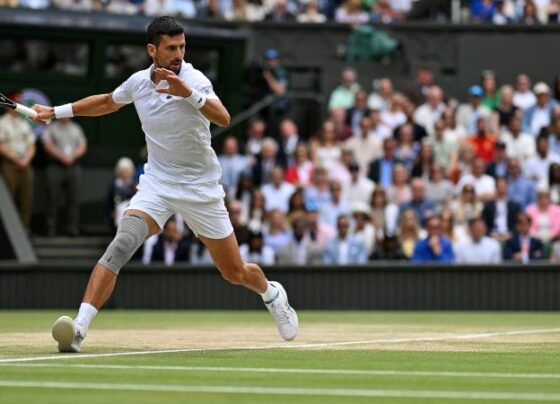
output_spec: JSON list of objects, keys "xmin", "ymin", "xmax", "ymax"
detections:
[
  {"xmin": 4, "ymin": 0, "xmax": 560, "ymax": 25},
  {"xmin": 4, "ymin": 67, "xmax": 560, "ymax": 266},
  {"xmin": 98, "ymin": 67, "xmax": 560, "ymax": 266}
]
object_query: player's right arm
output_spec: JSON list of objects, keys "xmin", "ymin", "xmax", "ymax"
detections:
[{"xmin": 32, "ymin": 93, "xmax": 124, "ymax": 124}]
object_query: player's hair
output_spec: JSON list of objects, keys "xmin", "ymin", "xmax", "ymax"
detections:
[{"xmin": 147, "ymin": 16, "xmax": 184, "ymax": 46}]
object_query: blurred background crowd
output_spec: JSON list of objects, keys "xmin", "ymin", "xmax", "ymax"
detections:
[
  {"xmin": 3, "ymin": 0, "xmax": 560, "ymax": 25},
  {"xmin": 4, "ymin": 63, "xmax": 560, "ymax": 265}
]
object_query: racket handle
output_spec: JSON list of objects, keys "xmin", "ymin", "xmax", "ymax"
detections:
[{"xmin": 15, "ymin": 103, "xmax": 51, "ymax": 124}]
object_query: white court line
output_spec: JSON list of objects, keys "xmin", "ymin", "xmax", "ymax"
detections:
[
  {"xmin": 0, "ymin": 327, "xmax": 559, "ymax": 364},
  {"xmin": 0, "ymin": 380, "xmax": 560, "ymax": 401},
  {"xmin": 4, "ymin": 363, "xmax": 560, "ymax": 380}
]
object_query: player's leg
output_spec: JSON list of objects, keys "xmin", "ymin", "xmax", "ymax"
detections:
[
  {"xmin": 87, "ymin": 209, "xmax": 160, "ymax": 305},
  {"xmin": 52, "ymin": 209, "xmax": 161, "ymax": 353},
  {"xmin": 199, "ymin": 233, "xmax": 299, "ymax": 341},
  {"xmin": 198, "ymin": 233, "xmax": 267, "ymax": 293}
]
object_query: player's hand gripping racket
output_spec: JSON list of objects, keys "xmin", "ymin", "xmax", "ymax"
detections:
[{"xmin": 0, "ymin": 92, "xmax": 51, "ymax": 124}]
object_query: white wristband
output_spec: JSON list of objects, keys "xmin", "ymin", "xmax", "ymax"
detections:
[
  {"xmin": 185, "ymin": 89, "xmax": 206, "ymax": 110},
  {"xmin": 54, "ymin": 103, "xmax": 74, "ymax": 119}
]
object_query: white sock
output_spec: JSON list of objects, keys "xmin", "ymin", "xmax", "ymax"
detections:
[
  {"xmin": 260, "ymin": 282, "xmax": 279, "ymax": 303},
  {"xmin": 75, "ymin": 302, "xmax": 98, "ymax": 330}
]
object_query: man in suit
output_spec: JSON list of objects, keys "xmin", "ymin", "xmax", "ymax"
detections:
[
  {"xmin": 345, "ymin": 90, "xmax": 370, "ymax": 135},
  {"xmin": 481, "ymin": 177, "xmax": 521, "ymax": 241},
  {"xmin": 277, "ymin": 119, "xmax": 300, "ymax": 168},
  {"xmin": 150, "ymin": 218, "xmax": 190, "ymax": 265},
  {"xmin": 368, "ymin": 138, "xmax": 402, "ymax": 188},
  {"xmin": 264, "ymin": 0, "xmax": 296, "ymax": 21},
  {"xmin": 503, "ymin": 212, "xmax": 546, "ymax": 262},
  {"xmin": 485, "ymin": 140, "xmax": 508, "ymax": 179},
  {"xmin": 403, "ymin": 66, "xmax": 434, "ymax": 107},
  {"xmin": 323, "ymin": 215, "xmax": 368, "ymax": 264},
  {"xmin": 252, "ymin": 137, "xmax": 281, "ymax": 187}
]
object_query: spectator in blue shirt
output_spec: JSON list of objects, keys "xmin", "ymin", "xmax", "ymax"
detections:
[
  {"xmin": 471, "ymin": 0, "xmax": 496, "ymax": 23},
  {"xmin": 323, "ymin": 215, "xmax": 368, "ymax": 264},
  {"xmin": 399, "ymin": 178, "xmax": 437, "ymax": 225},
  {"xmin": 507, "ymin": 158, "xmax": 536, "ymax": 209},
  {"xmin": 411, "ymin": 216, "xmax": 455, "ymax": 263}
]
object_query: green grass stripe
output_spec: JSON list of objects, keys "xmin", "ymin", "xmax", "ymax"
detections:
[{"xmin": 1, "ymin": 380, "xmax": 560, "ymax": 401}]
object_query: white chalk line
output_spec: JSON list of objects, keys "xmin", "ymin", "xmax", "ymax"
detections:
[
  {"xmin": 4, "ymin": 363, "xmax": 560, "ymax": 380},
  {"xmin": 0, "ymin": 327, "xmax": 559, "ymax": 364},
  {"xmin": 0, "ymin": 380, "xmax": 560, "ymax": 401}
]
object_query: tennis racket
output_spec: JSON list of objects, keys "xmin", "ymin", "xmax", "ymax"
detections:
[{"xmin": 0, "ymin": 91, "xmax": 50, "ymax": 124}]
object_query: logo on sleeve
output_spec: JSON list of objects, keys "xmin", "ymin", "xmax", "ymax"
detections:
[{"xmin": 200, "ymin": 86, "xmax": 213, "ymax": 95}]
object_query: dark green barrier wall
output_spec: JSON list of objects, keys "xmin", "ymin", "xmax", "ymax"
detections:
[{"xmin": 1, "ymin": 263, "xmax": 559, "ymax": 310}]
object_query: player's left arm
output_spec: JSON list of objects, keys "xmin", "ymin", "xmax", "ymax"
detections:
[{"xmin": 154, "ymin": 68, "xmax": 230, "ymax": 128}]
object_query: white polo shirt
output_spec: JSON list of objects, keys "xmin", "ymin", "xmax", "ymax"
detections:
[
  {"xmin": 112, "ymin": 61, "xmax": 221, "ymax": 185},
  {"xmin": 455, "ymin": 236, "xmax": 502, "ymax": 264}
]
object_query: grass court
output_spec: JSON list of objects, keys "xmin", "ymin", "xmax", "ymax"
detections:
[{"xmin": 0, "ymin": 310, "xmax": 559, "ymax": 403}]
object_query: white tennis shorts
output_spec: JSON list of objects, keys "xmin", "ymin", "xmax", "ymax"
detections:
[{"xmin": 127, "ymin": 173, "xmax": 233, "ymax": 239}]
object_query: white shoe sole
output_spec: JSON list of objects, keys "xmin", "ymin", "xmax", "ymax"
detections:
[
  {"xmin": 52, "ymin": 316, "xmax": 80, "ymax": 353},
  {"xmin": 269, "ymin": 281, "xmax": 299, "ymax": 341}
]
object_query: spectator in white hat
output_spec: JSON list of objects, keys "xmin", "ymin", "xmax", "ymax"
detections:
[
  {"xmin": 351, "ymin": 201, "xmax": 376, "ymax": 255},
  {"xmin": 522, "ymin": 82, "xmax": 557, "ymax": 136}
]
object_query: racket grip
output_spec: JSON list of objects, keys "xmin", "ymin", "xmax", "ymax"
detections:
[{"xmin": 15, "ymin": 103, "xmax": 51, "ymax": 124}]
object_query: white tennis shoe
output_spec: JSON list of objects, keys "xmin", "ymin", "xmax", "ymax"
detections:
[
  {"xmin": 52, "ymin": 316, "xmax": 85, "ymax": 353},
  {"xmin": 265, "ymin": 281, "xmax": 299, "ymax": 341}
]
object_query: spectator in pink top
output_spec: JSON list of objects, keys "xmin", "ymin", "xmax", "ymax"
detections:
[{"xmin": 525, "ymin": 186, "xmax": 560, "ymax": 243}]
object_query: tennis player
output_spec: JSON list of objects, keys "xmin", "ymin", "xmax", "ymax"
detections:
[{"xmin": 32, "ymin": 16, "xmax": 298, "ymax": 353}]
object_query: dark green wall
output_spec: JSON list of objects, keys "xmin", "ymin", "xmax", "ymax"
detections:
[{"xmin": 1, "ymin": 263, "xmax": 559, "ymax": 310}]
